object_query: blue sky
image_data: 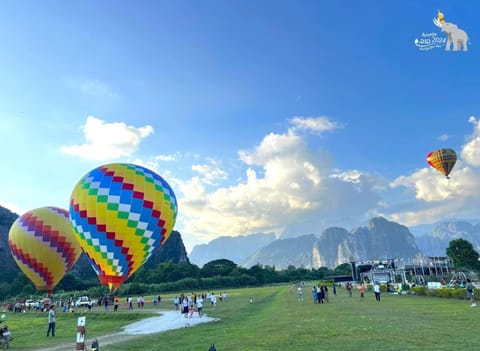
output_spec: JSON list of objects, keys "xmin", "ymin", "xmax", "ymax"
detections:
[{"xmin": 1, "ymin": 0, "xmax": 479, "ymax": 251}]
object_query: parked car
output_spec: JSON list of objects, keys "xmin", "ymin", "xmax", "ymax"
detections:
[
  {"xmin": 75, "ymin": 296, "xmax": 93, "ymax": 307},
  {"xmin": 24, "ymin": 300, "xmax": 36, "ymax": 308}
]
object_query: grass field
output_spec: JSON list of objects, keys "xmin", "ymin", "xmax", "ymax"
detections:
[{"xmin": 4, "ymin": 284, "xmax": 480, "ymax": 350}]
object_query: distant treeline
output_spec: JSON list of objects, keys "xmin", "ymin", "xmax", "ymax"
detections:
[{"xmin": 1, "ymin": 259, "xmax": 352, "ymax": 301}]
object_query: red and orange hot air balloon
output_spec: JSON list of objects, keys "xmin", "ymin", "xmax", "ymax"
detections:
[
  {"xmin": 426, "ymin": 148, "xmax": 457, "ymax": 179},
  {"xmin": 8, "ymin": 207, "xmax": 82, "ymax": 296}
]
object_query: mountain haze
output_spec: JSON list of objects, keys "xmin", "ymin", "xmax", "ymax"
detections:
[
  {"xmin": 243, "ymin": 234, "xmax": 319, "ymax": 269},
  {"xmin": 189, "ymin": 232, "xmax": 276, "ymax": 266},
  {"xmin": 415, "ymin": 221, "xmax": 480, "ymax": 256}
]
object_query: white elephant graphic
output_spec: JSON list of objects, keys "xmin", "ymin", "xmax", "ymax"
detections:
[{"xmin": 433, "ymin": 17, "xmax": 468, "ymax": 51}]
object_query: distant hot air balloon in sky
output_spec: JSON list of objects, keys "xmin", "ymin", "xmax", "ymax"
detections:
[
  {"xmin": 8, "ymin": 207, "xmax": 82, "ymax": 296},
  {"xmin": 69, "ymin": 163, "xmax": 178, "ymax": 291},
  {"xmin": 426, "ymin": 148, "xmax": 457, "ymax": 179}
]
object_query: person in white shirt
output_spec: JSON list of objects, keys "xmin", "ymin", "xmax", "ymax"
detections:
[
  {"xmin": 374, "ymin": 282, "xmax": 381, "ymax": 302},
  {"xmin": 197, "ymin": 296, "xmax": 204, "ymax": 317}
]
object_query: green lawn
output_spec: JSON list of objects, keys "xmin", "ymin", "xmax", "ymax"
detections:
[{"xmin": 4, "ymin": 285, "xmax": 479, "ymax": 350}]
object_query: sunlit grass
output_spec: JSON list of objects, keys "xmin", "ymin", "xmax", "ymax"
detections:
[{"xmin": 5, "ymin": 285, "xmax": 479, "ymax": 350}]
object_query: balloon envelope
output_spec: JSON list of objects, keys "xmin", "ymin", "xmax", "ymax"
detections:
[
  {"xmin": 426, "ymin": 148, "xmax": 457, "ymax": 178},
  {"xmin": 8, "ymin": 207, "xmax": 82, "ymax": 295},
  {"xmin": 69, "ymin": 163, "xmax": 178, "ymax": 291}
]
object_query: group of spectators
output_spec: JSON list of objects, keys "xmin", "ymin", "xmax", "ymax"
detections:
[{"xmin": 173, "ymin": 292, "xmax": 228, "ymax": 318}]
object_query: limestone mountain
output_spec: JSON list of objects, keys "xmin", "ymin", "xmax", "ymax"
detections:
[
  {"xmin": 243, "ymin": 234, "xmax": 319, "ymax": 269},
  {"xmin": 0, "ymin": 206, "xmax": 20, "ymax": 281},
  {"xmin": 143, "ymin": 230, "xmax": 190, "ymax": 267},
  {"xmin": 189, "ymin": 232, "xmax": 276, "ymax": 266},
  {"xmin": 415, "ymin": 221, "xmax": 480, "ymax": 256},
  {"xmin": 243, "ymin": 217, "xmax": 421, "ymax": 269}
]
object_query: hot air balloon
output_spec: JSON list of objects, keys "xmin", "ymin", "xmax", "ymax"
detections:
[
  {"xmin": 8, "ymin": 207, "xmax": 82, "ymax": 296},
  {"xmin": 426, "ymin": 148, "xmax": 457, "ymax": 178},
  {"xmin": 69, "ymin": 163, "xmax": 178, "ymax": 291}
]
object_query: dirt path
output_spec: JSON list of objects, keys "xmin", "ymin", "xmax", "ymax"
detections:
[
  {"xmin": 37, "ymin": 332, "xmax": 139, "ymax": 351},
  {"xmin": 35, "ymin": 310, "xmax": 219, "ymax": 351}
]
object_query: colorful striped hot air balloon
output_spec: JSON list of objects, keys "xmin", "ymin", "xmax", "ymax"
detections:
[
  {"xmin": 426, "ymin": 148, "xmax": 457, "ymax": 179},
  {"xmin": 69, "ymin": 163, "xmax": 178, "ymax": 291},
  {"xmin": 8, "ymin": 207, "xmax": 82, "ymax": 296}
]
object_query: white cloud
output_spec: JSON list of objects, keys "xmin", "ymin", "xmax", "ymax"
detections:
[
  {"xmin": 438, "ymin": 134, "xmax": 450, "ymax": 141},
  {"xmin": 192, "ymin": 160, "xmax": 227, "ymax": 185},
  {"xmin": 61, "ymin": 116, "xmax": 154, "ymax": 161},
  {"xmin": 174, "ymin": 117, "xmax": 386, "ymax": 242},
  {"xmin": 125, "ymin": 115, "xmax": 480, "ymax": 248},
  {"xmin": 155, "ymin": 153, "xmax": 179, "ymax": 162},
  {"xmin": 390, "ymin": 165, "xmax": 480, "ymax": 225},
  {"xmin": 289, "ymin": 116, "xmax": 343, "ymax": 134},
  {"xmin": 329, "ymin": 169, "xmax": 362, "ymax": 184},
  {"xmin": 390, "ymin": 117, "xmax": 480, "ymax": 226},
  {"xmin": 461, "ymin": 116, "xmax": 480, "ymax": 167}
]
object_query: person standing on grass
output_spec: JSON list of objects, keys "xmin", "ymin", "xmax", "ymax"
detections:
[
  {"xmin": 466, "ymin": 279, "xmax": 476, "ymax": 307},
  {"xmin": 197, "ymin": 295, "xmax": 204, "ymax": 317},
  {"xmin": 297, "ymin": 285, "xmax": 304, "ymax": 301},
  {"xmin": 103, "ymin": 296, "xmax": 109, "ymax": 312},
  {"xmin": 182, "ymin": 296, "xmax": 189, "ymax": 318},
  {"xmin": 346, "ymin": 282, "xmax": 352, "ymax": 298},
  {"xmin": 312, "ymin": 286, "xmax": 318, "ymax": 303},
  {"xmin": 189, "ymin": 298, "xmax": 195, "ymax": 318},
  {"xmin": 47, "ymin": 305, "xmax": 56, "ymax": 337},
  {"xmin": 374, "ymin": 281, "xmax": 381, "ymax": 302},
  {"xmin": 358, "ymin": 282, "xmax": 365, "ymax": 300},
  {"xmin": 332, "ymin": 283, "xmax": 337, "ymax": 296},
  {"xmin": 319, "ymin": 286, "xmax": 325, "ymax": 304}
]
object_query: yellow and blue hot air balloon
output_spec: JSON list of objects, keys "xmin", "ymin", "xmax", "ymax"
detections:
[
  {"xmin": 8, "ymin": 207, "xmax": 82, "ymax": 296},
  {"xmin": 69, "ymin": 163, "xmax": 178, "ymax": 291},
  {"xmin": 426, "ymin": 148, "xmax": 457, "ymax": 179}
]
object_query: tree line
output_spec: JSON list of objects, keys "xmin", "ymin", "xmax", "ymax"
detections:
[
  {"xmin": 2, "ymin": 238, "xmax": 478, "ymax": 301},
  {"xmin": 0, "ymin": 259, "xmax": 353, "ymax": 301}
]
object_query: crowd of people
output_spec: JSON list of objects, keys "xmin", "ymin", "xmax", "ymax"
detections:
[
  {"xmin": 292, "ymin": 279, "xmax": 478, "ymax": 306},
  {"xmin": 292, "ymin": 282, "xmax": 383, "ymax": 303},
  {"xmin": 173, "ymin": 292, "xmax": 228, "ymax": 318}
]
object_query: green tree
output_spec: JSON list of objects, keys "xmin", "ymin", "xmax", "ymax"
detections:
[
  {"xmin": 334, "ymin": 263, "xmax": 353, "ymax": 276},
  {"xmin": 201, "ymin": 259, "xmax": 237, "ymax": 277},
  {"xmin": 446, "ymin": 238, "xmax": 480, "ymax": 270}
]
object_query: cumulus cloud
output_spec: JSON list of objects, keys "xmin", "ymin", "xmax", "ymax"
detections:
[
  {"xmin": 390, "ymin": 166, "xmax": 480, "ymax": 226},
  {"xmin": 173, "ymin": 116, "xmax": 387, "ymax": 242},
  {"xmin": 461, "ymin": 116, "xmax": 480, "ymax": 167},
  {"xmin": 123, "ymin": 114, "xmax": 480, "ymax": 247},
  {"xmin": 390, "ymin": 117, "xmax": 480, "ymax": 226},
  {"xmin": 192, "ymin": 160, "xmax": 227, "ymax": 185},
  {"xmin": 61, "ymin": 116, "xmax": 154, "ymax": 161}
]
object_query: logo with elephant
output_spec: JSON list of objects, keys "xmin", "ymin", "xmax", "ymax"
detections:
[{"xmin": 415, "ymin": 10, "xmax": 469, "ymax": 52}]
